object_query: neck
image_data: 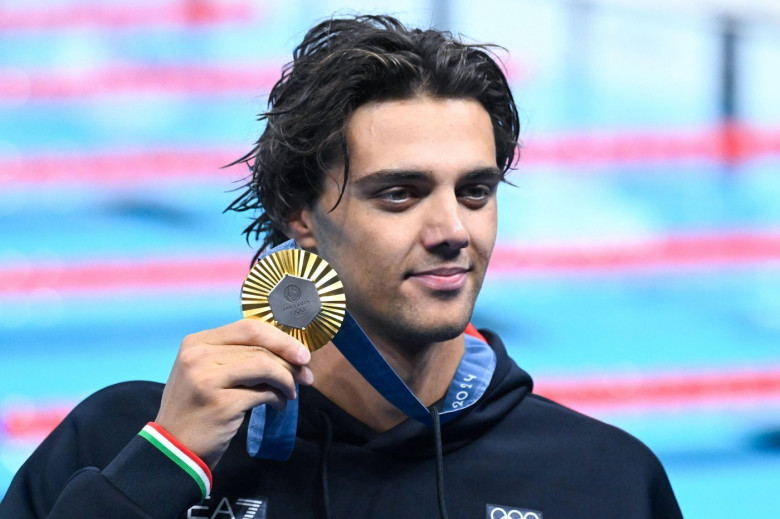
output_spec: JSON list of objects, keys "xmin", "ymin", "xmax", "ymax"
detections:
[{"xmin": 309, "ymin": 334, "xmax": 465, "ymax": 432}]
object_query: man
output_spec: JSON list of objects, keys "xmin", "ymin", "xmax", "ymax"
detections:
[{"xmin": 0, "ymin": 15, "xmax": 682, "ymax": 519}]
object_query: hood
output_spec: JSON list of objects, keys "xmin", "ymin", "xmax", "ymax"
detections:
[{"xmin": 296, "ymin": 329, "xmax": 533, "ymax": 460}]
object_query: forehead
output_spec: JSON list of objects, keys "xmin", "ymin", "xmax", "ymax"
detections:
[{"xmin": 343, "ymin": 97, "xmax": 497, "ymax": 179}]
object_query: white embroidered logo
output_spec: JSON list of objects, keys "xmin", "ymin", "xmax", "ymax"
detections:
[
  {"xmin": 187, "ymin": 496, "xmax": 267, "ymax": 519},
  {"xmin": 486, "ymin": 504, "xmax": 543, "ymax": 519}
]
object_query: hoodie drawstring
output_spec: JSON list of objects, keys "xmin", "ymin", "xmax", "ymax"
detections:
[
  {"xmin": 319, "ymin": 411, "xmax": 334, "ymax": 519},
  {"xmin": 429, "ymin": 405, "xmax": 450, "ymax": 519},
  {"xmin": 318, "ymin": 407, "xmax": 450, "ymax": 519}
]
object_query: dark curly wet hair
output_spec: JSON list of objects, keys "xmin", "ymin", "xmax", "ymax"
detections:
[{"xmin": 226, "ymin": 14, "xmax": 520, "ymax": 260}]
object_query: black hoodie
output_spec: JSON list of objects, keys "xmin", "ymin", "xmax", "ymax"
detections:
[{"xmin": 0, "ymin": 330, "xmax": 683, "ymax": 518}]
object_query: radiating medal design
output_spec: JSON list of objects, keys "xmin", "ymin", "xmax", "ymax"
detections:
[{"xmin": 241, "ymin": 248, "xmax": 346, "ymax": 351}]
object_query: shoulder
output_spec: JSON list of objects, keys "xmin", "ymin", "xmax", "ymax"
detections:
[
  {"xmin": 479, "ymin": 329, "xmax": 660, "ymax": 464},
  {"xmin": 53, "ymin": 381, "xmax": 165, "ymax": 458},
  {"xmin": 520, "ymin": 392, "xmax": 666, "ymax": 472},
  {"xmin": 2, "ymin": 381, "xmax": 167, "ymax": 506},
  {"xmin": 74, "ymin": 380, "xmax": 164, "ymax": 411},
  {"xmin": 66, "ymin": 381, "xmax": 164, "ymax": 424}
]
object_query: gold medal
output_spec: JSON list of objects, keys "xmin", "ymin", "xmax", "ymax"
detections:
[{"xmin": 241, "ymin": 248, "xmax": 346, "ymax": 351}]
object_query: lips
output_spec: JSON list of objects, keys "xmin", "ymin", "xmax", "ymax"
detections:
[{"xmin": 408, "ymin": 266, "xmax": 469, "ymax": 291}]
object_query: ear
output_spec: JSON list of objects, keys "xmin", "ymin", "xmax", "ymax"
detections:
[{"xmin": 286, "ymin": 207, "xmax": 318, "ymax": 251}]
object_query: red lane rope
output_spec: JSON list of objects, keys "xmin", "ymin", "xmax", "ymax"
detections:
[
  {"xmin": 520, "ymin": 123, "xmax": 780, "ymax": 164},
  {"xmin": 1, "ymin": 65, "xmax": 524, "ymax": 101},
  {"xmin": 535, "ymin": 367, "xmax": 780, "ymax": 412},
  {"xmin": 1, "ymin": 126, "xmax": 778, "ymax": 185},
  {"xmin": 0, "ymin": 65, "xmax": 281, "ymax": 100},
  {"xmin": 0, "ymin": 61, "xmax": 521, "ymax": 101},
  {"xmin": 0, "ymin": 148, "xmax": 246, "ymax": 185},
  {"xmin": 489, "ymin": 232, "xmax": 780, "ymax": 274},
  {"xmin": 1, "ymin": 405, "xmax": 73, "ymax": 442},
  {"xmin": 0, "ymin": 255, "xmax": 249, "ymax": 294},
  {"xmin": 0, "ymin": 1, "xmax": 255, "ymax": 31},
  {"xmin": 4, "ymin": 367, "xmax": 780, "ymax": 440},
  {"xmin": 1, "ymin": 232, "xmax": 780, "ymax": 295}
]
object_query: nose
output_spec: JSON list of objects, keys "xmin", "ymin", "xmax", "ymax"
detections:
[{"xmin": 421, "ymin": 194, "xmax": 469, "ymax": 256}]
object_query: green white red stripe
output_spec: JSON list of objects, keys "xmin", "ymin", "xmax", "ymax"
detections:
[{"xmin": 138, "ymin": 422, "xmax": 212, "ymax": 499}]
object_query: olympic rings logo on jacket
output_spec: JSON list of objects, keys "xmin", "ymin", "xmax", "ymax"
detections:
[{"xmin": 487, "ymin": 505, "xmax": 543, "ymax": 519}]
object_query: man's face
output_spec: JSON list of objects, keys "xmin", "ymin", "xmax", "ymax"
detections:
[{"xmin": 295, "ymin": 96, "xmax": 500, "ymax": 349}]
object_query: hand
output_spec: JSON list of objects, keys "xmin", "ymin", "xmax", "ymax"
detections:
[{"xmin": 154, "ymin": 318, "xmax": 314, "ymax": 469}]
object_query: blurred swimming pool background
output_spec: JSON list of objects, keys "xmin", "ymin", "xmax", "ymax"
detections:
[{"xmin": 1, "ymin": 1, "xmax": 779, "ymax": 516}]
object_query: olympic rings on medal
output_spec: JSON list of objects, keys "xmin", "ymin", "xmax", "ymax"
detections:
[{"xmin": 489, "ymin": 507, "xmax": 542, "ymax": 519}]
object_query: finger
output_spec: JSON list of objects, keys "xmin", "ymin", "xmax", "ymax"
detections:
[
  {"xmin": 217, "ymin": 354, "xmax": 300, "ymax": 400},
  {"xmin": 192, "ymin": 319, "xmax": 311, "ymax": 365},
  {"xmin": 293, "ymin": 365, "xmax": 315, "ymax": 386},
  {"xmin": 229, "ymin": 385, "xmax": 290, "ymax": 413},
  {"xmin": 214, "ymin": 345, "xmax": 315, "ymax": 386}
]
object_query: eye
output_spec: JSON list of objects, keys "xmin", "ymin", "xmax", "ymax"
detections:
[
  {"xmin": 458, "ymin": 184, "xmax": 496, "ymax": 207},
  {"xmin": 379, "ymin": 187, "xmax": 412, "ymax": 202},
  {"xmin": 374, "ymin": 187, "xmax": 419, "ymax": 210}
]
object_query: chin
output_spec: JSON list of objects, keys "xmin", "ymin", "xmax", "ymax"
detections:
[
  {"xmin": 354, "ymin": 293, "xmax": 476, "ymax": 347},
  {"xmin": 393, "ymin": 318, "xmax": 469, "ymax": 346}
]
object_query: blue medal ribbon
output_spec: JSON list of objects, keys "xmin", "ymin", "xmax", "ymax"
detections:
[{"xmin": 246, "ymin": 240, "xmax": 496, "ymax": 460}]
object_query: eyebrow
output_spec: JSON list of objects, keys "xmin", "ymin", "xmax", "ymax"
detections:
[
  {"xmin": 353, "ymin": 166, "xmax": 503, "ymax": 187},
  {"xmin": 460, "ymin": 167, "xmax": 504, "ymax": 182}
]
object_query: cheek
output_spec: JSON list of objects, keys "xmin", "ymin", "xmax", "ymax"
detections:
[
  {"xmin": 467, "ymin": 207, "xmax": 497, "ymax": 246},
  {"xmin": 350, "ymin": 212, "xmax": 407, "ymax": 254},
  {"xmin": 480, "ymin": 216, "xmax": 498, "ymax": 253},
  {"xmin": 343, "ymin": 237, "xmax": 404, "ymax": 290}
]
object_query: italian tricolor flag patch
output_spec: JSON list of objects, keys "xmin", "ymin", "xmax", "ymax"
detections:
[{"xmin": 138, "ymin": 422, "xmax": 212, "ymax": 500}]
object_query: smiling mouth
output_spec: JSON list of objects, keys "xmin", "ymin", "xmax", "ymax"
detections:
[{"xmin": 408, "ymin": 267, "xmax": 470, "ymax": 291}]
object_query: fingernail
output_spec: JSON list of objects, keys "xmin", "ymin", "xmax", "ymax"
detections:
[
  {"xmin": 297, "ymin": 344, "xmax": 310, "ymax": 363},
  {"xmin": 302, "ymin": 366, "xmax": 314, "ymax": 385}
]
